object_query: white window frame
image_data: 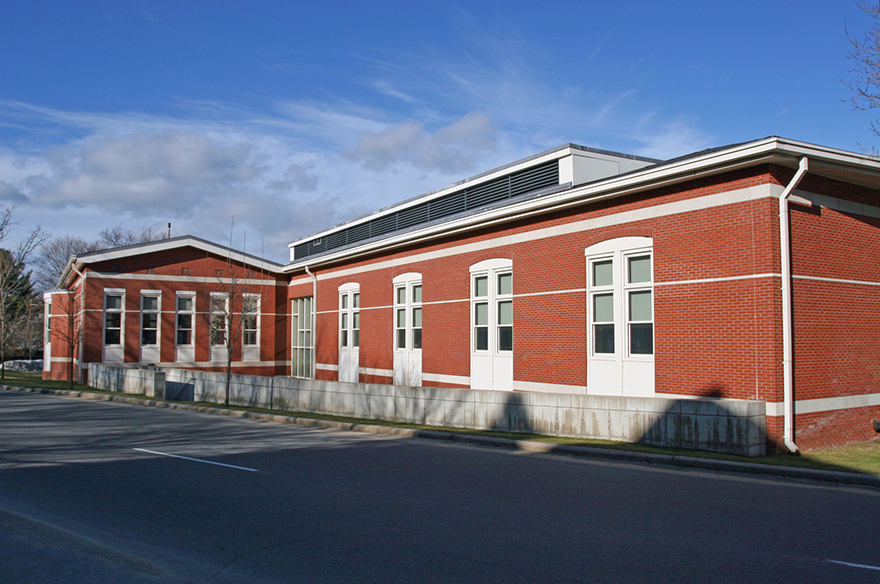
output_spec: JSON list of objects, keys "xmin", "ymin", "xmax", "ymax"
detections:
[
  {"xmin": 242, "ymin": 293, "xmax": 260, "ymax": 347},
  {"xmin": 175, "ymin": 292, "xmax": 195, "ymax": 347},
  {"xmin": 210, "ymin": 293, "xmax": 229, "ymax": 347},
  {"xmin": 393, "ymin": 275, "xmax": 422, "ymax": 352},
  {"xmin": 291, "ymin": 296, "xmax": 314, "ymax": 379},
  {"xmin": 470, "ymin": 261, "xmax": 513, "ymax": 355},
  {"xmin": 339, "ymin": 286, "xmax": 360, "ymax": 349},
  {"xmin": 140, "ymin": 291, "xmax": 161, "ymax": 347},
  {"xmin": 103, "ymin": 289, "xmax": 125, "ymax": 347}
]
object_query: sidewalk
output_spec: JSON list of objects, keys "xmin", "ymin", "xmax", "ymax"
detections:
[{"xmin": 6, "ymin": 384, "xmax": 880, "ymax": 489}]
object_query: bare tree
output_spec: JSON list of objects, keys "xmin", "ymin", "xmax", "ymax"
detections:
[
  {"xmin": 0, "ymin": 209, "xmax": 48, "ymax": 377},
  {"xmin": 844, "ymin": 1, "xmax": 880, "ymax": 148},
  {"xmin": 34, "ymin": 225, "xmax": 167, "ymax": 292},
  {"xmin": 97, "ymin": 225, "xmax": 166, "ymax": 248},
  {"xmin": 204, "ymin": 263, "xmax": 262, "ymax": 406}
]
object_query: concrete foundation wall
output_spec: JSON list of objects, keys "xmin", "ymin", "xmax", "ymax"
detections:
[
  {"xmin": 89, "ymin": 363, "xmax": 165, "ymax": 399},
  {"xmin": 152, "ymin": 369, "xmax": 766, "ymax": 456}
]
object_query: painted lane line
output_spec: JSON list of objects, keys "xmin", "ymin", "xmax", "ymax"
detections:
[
  {"xmin": 133, "ymin": 448, "xmax": 260, "ymax": 472},
  {"xmin": 827, "ymin": 559, "xmax": 880, "ymax": 572}
]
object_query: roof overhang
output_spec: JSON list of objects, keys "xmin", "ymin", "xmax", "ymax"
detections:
[
  {"xmin": 283, "ymin": 137, "xmax": 880, "ymax": 273},
  {"xmin": 58, "ymin": 235, "xmax": 285, "ymax": 288}
]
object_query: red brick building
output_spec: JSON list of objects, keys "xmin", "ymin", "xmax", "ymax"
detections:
[{"xmin": 45, "ymin": 137, "xmax": 880, "ymax": 451}]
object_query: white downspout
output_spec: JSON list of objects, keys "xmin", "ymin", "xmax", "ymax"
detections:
[
  {"xmin": 779, "ymin": 157, "xmax": 809, "ymax": 453},
  {"xmin": 304, "ymin": 265, "xmax": 318, "ymax": 378}
]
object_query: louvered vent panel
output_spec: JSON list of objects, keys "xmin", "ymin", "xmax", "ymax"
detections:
[
  {"xmin": 465, "ymin": 179, "xmax": 510, "ymax": 209},
  {"xmin": 347, "ymin": 222, "xmax": 370, "ymax": 244},
  {"xmin": 293, "ymin": 159, "xmax": 560, "ymax": 261},
  {"xmin": 293, "ymin": 242, "xmax": 309, "ymax": 260},
  {"xmin": 429, "ymin": 191, "xmax": 466, "ymax": 219},
  {"xmin": 325, "ymin": 231, "xmax": 347, "ymax": 251},
  {"xmin": 397, "ymin": 204, "xmax": 430, "ymax": 229},
  {"xmin": 509, "ymin": 161, "xmax": 559, "ymax": 196},
  {"xmin": 370, "ymin": 214, "xmax": 397, "ymax": 237}
]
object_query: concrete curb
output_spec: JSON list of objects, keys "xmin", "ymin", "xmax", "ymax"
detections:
[{"xmin": 6, "ymin": 385, "xmax": 880, "ymax": 488}]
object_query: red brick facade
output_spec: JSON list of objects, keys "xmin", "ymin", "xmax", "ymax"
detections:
[{"xmin": 45, "ymin": 139, "xmax": 880, "ymax": 451}]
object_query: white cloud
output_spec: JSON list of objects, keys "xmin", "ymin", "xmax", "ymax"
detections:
[{"xmin": 342, "ymin": 112, "xmax": 497, "ymax": 172}]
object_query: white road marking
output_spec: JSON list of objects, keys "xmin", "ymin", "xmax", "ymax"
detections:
[
  {"xmin": 827, "ymin": 559, "xmax": 880, "ymax": 572},
  {"xmin": 133, "ymin": 448, "xmax": 260, "ymax": 472}
]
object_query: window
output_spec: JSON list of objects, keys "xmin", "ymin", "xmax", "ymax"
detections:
[
  {"xmin": 588, "ymin": 251, "xmax": 653, "ymax": 357},
  {"xmin": 242, "ymin": 294, "xmax": 259, "ymax": 346},
  {"xmin": 175, "ymin": 293, "xmax": 195, "ymax": 346},
  {"xmin": 472, "ymin": 267, "xmax": 512, "ymax": 353},
  {"xmin": 626, "ymin": 254, "xmax": 653, "ymax": 355},
  {"xmin": 394, "ymin": 279, "xmax": 422, "ymax": 350},
  {"xmin": 292, "ymin": 296, "xmax": 314, "ymax": 378},
  {"xmin": 210, "ymin": 294, "xmax": 228, "ymax": 346},
  {"xmin": 340, "ymin": 290, "xmax": 359, "ymax": 348},
  {"xmin": 103, "ymin": 292, "xmax": 124, "ymax": 346},
  {"xmin": 140, "ymin": 293, "xmax": 160, "ymax": 346}
]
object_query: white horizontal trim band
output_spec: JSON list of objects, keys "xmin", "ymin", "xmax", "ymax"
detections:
[
  {"xmin": 765, "ymin": 391, "xmax": 880, "ymax": 417},
  {"xmin": 85, "ymin": 272, "xmax": 284, "ymax": 286},
  {"xmin": 655, "ymin": 273, "xmax": 781, "ymax": 287},
  {"xmin": 422, "ymin": 372, "xmax": 470, "ymax": 385},
  {"xmin": 793, "ymin": 275, "xmax": 880, "ymax": 287}
]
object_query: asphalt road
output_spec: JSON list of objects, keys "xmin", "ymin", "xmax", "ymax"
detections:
[{"xmin": 1, "ymin": 390, "xmax": 879, "ymax": 584}]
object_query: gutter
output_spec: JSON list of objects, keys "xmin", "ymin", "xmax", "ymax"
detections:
[{"xmin": 779, "ymin": 157, "xmax": 809, "ymax": 453}]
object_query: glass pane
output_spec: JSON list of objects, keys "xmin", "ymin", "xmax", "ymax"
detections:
[
  {"xmin": 105, "ymin": 330, "xmax": 121, "ymax": 345},
  {"xmin": 142, "ymin": 330, "xmax": 157, "ymax": 345},
  {"xmin": 630, "ymin": 323, "xmax": 653, "ymax": 355},
  {"xmin": 353, "ymin": 312, "xmax": 359, "ymax": 329},
  {"xmin": 396, "ymin": 287, "xmax": 406, "ymax": 305},
  {"xmin": 353, "ymin": 293, "xmax": 359, "ymax": 308},
  {"xmin": 396, "ymin": 308, "xmax": 406, "ymax": 327},
  {"xmin": 341, "ymin": 330, "xmax": 348, "ymax": 347},
  {"xmin": 341, "ymin": 295, "xmax": 348, "ymax": 309},
  {"xmin": 592, "ymin": 260, "xmax": 613, "ymax": 287},
  {"xmin": 594, "ymin": 324, "xmax": 614, "ymax": 354},
  {"xmin": 105, "ymin": 313, "xmax": 121, "ymax": 328},
  {"xmin": 628, "ymin": 255, "xmax": 651, "ymax": 284},
  {"xmin": 177, "ymin": 314, "xmax": 191, "ymax": 329},
  {"xmin": 341, "ymin": 313, "xmax": 348, "ymax": 329},
  {"xmin": 498, "ymin": 326, "xmax": 513, "ymax": 351},
  {"xmin": 142, "ymin": 313, "xmax": 157, "ymax": 328},
  {"xmin": 474, "ymin": 276, "xmax": 488, "ymax": 297},
  {"xmin": 412, "ymin": 285, "xmax": 422, "ymax": 303},
  {"xmin": 244, "ymin": 331, "xmax": 256, "ymax": 345},
  {"xmin": 498, "ymin": 300, "xmax": 513, "ymax": 325},
  {"xmin": 629, "ymin": 290, "xmax": 652, "ymax": 321},
  {"xmin": 177, "ymin": 296, "xmax": 192, "ymax": 311},
  {"xmin": 397, "ymin": 329, "xmax": 406, "ymax": 349},
  {"xmin": 475, "ymin": 302, "xmax": 488, "ymax": 326},
  {"xmin": 412, "ymin": 307, "xmax": 422, "ymax": 327},
  {"xmin": 353, "ymin": 330, "xmax": 359, "ymax": 347},
  {"xmin": 497, "ymin": 272, "xmax": 512, "ymax": 295},
  {"xmin": 413, "ymin": 328, "xmax": 422, "ymax": 349},
  {"xmin": 176, "ymin": 330, "xmax": 191, "ymax": 345},
  {"xmin": 475, "ymin": 327, "xmax": 488, "ymax": 351},
  {"xmin": 106, "ymin": 295, "xmax": 122, "ymax": 310},
  {"xmin": 211, "ymin": 297, "xmax": 226, "ymax": 312},
  {"xmin": 142, "ymin": 296, "xmax": 158, "ymax": 311},
  {"xmin": 593, "ymin": 293, "xmax": 614, "ymax": 322}
]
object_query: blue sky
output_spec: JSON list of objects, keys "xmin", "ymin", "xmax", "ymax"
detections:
[{"xmin": 0, "ymin": 1, "xmax": 873, "ymax": 262}]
